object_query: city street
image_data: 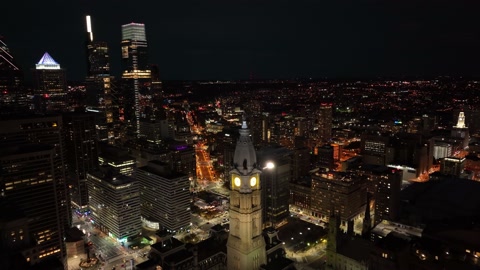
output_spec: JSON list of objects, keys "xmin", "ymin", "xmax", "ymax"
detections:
[
  {"xmin": 196, "ymin": 142, "xmax": 216, "ymax": 183},
  {"xmin": 69, "ymin": 214, "xmax": 150, "ymax": 270}
]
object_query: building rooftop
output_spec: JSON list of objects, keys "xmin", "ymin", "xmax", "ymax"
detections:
[
  {"xmin": 151, "ymin": 237, "xmax": 184, "ymax": 253},
  {"xmin": 139, "ymin": 160, "xmax": 187, "ymax": 179},
  {"xmin": 371, "ymin": 220, "xmax": 423, "ymax": 239},
  {"xmin": 35, "ymin": 52, "xmax": 60, "ymax": 70},
  {"xmin": 88, "ymin": 168, "xmax": 135, "ymax": 186},
  {"xmin": 400, "ymin": 178, "xmax": 480, "ymax": 222},
  {"xmin": 194, "ymin": 236, "xmax": 227, "ymax": 262},
  {"xmin": 337, "ymin": 235, "xmax": 374, "ymax": 263},
  {"xmin": 163, "ymin": 249, "xmax": 192, "ymax": 265}
]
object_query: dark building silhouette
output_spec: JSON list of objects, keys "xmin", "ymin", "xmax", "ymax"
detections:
[
  {"xmin": 257, "ymin": 145, "xmax": 292, "ymax": 228},
  {"xmin": 63, "ymin": 112, "xmax": 99, "ymax": 212},
  {"xmin": 0, "ymin": 36, "xmax": 26, "ymax": 114},
  {"xmin": 318, "ymin": 103, "xmax": 333, "ymax": 143},
  {"xmin": 0, "ymin": 144, "xmax": 66, "ymax": 268},
  {"xmin": 373, "ymin": 168, "xmax": 402, "ymax": 226}
]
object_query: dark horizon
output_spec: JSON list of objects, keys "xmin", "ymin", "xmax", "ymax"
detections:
[{"xmin": 3, "ymin": 0, "xmax": 480, "ymax": 81}]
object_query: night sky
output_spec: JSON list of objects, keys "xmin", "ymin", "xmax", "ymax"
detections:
[{"xmin": 2, "ymin": 0, "xmax": 480, "ymax": 81}]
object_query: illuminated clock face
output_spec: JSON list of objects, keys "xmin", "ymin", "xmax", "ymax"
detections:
[
  {"xmin": 234, "ymin": 177, "xmax": 241, "ymax": 187},
  {"xmin": 250, "ymin": 177, "xmax": 257, "ymax": 187}
]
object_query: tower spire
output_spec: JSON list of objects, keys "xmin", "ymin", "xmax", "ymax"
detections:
[
  {"xmin": 227, "ymin": 112, "xmax": 266, "ymax": 270},
  {"xmin": 456, "ymin": 111, "xmax": 466, "ymax": 128}
]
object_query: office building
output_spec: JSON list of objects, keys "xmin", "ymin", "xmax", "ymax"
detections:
[
  {"xmin": 440, "ymin": 157, "xmax": 465, "ymax": 177},
  {"xmin": 361, "ymin": 134, "xmax": 391, "ymax": 166},
  {"xmin": 433, "ymin": 142, "xmax": 452, "ymax": 160},
  {"xmin": 0, "ymin": 36, "xmax": 26, "ymax": 113},
  {"xmin": 87, "ymin": 168, "xmax": 141, "ymax": 241},
  {"xmin": 170, "ymin": 143, "xmax": 196, "ymax": 180},
  {"xmin": 121, "ymin": 22, "xmax": 151, "ymax": 135},
  {"xmin": 0, "ymin": 115, "xmax": 70, "ymax": 229},
  {"xmin": 137, "ymin": 161, "xmax": 190, "ymax": 232},
  {"xmin": 257, "ymin": 145, "xmax": 292, "ymax": 228},
  {"xmin": 318, "ymin": 103, "xmax": 333, "ymax": 143},
  {"xmin": 98, "ymin": 143, "xmax": 136, "ymax": 176},
  {"xmin": 310, "ymin": 170, "xmax": 367, "ymax": 223},
  {"xmin": 227, "ymin": 118, "xmax": 267, "ymax": 270},
  {"xmin": 316, "ymin": 144, "xmax": 335, "ymax": 169},
  {"xmin": 373, "ymin": 169, "xmax": 402, "ymax": 226},
  {"xmin": 84, "ymin": 15, "xmax": 119, "ymax": 144},
  {"xmin": 291, "ymin": 146, "xmax": 311, "ymax": 181},
  {"xmin": 85, "ymin": 16, "xmax": 109, "ymax": 78},
  {"xmin": 32, "ymin": 52, "xmax": 67, "ymax": 112},
  {"xmin": 0, "ymin": 144, "xmax": 65, "ymax": 268},
  {"xmin": 63, "ymin": 113, "xmax": 99, "ymax": 212}
]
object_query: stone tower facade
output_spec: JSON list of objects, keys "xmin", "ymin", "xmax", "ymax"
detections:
[{"xmin": 227, "ymin": 118, "xmax": 267, "ymax": 270}]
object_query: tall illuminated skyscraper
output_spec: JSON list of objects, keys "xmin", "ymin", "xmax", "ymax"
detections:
[
  {"xmin": 0, "ymin": 36, "xmax": 25, "ymax": 113},
  {"xmin": 32, "ymin": 52, "xmax": 67, "ymax": 112},
  {"xmin": 318, "ymin": 103, "xmax": 333, "ymax": 143},
  {"xmin": 85, "ymin": 15, "xmax": 109, "ymax": 78},
  {"xmin": 121, "ymin": 22, "xmax": 151, "ymax": 136},
  {"xmin": 84, "ymin": 15, "xmax": 118, "ymax": 143}
]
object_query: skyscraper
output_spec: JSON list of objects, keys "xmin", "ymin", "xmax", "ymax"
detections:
[
  {"xmin": 318, "ymin": 103, "xmax": 333, "ymax": 143},
  {"xmin": 87, "ymin": 168, "xmax": 141, "ymax": 241},
  {"xmin": 32, "ymin": 52, "xmax": 67, "ymax": 112},
  {"xmin": 84, "ymin": 15, "xmax": 119, "ymax": 144},
  {"xmin": 227, "ymin": 118, "xmax": 267, "ymax": 270},
  {"xmin": 257, "ymin": 145, "xmax": 292, "ymax": 228},
  {"xmin": 0, "ymin": 144, "xmax": 66, "ymax": 269},
  {"xmin": 0, "ymin": 116, "xmax": 70, "ymax": 241},
  {"xmin": 452, "ymin": 111, "xmax": 470, "ymax": 149},
  {"xmin": 0, "ymin": 36, "xmax": 25, "ymax": 113},
  {"xmin": 121, "ymin": 22, "xmax": 151, "ymax": 135},
  {"xmin": 85, "ymin": 16, "xmax": 109, "ymax": 78},
  {"xmin": 63, "ymin": 112, "xmax": 99, "ymax": 213},
  {"xmin": 136, "ymin": 161, "xmax": 190, "ymax": 232}
]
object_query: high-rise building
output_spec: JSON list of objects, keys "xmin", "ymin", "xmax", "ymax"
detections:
[
  {"xmin": 0, "ymin": 36, "xmax": 26, "ymax": 113},
  {"xmin": 373, "ymin": 169, "xmax": 402, "ymax": 226},
  {"xmin": 63, "ymin": 113, "xmax": 99, "ymax": 212},
  {"xmin": 87, "ymin": 168, "xmax": 141, "ymax": 241},
  {"xmin": 0, "ymin": 144, "xmax": 66, "ymax": 268},
  {"xmin": 32, "ymin": 52, "xmax": 67, "ymax": 112},
  {"xmin": 121, "ymin": 22, "xmax": 151, "ymax": 135},
  {"xmin": 316, "ymin": 144, "xmax": 335, "ymax": 170},
  {"xmin": 85, "ymin": 16, "xmax": 109, "ymax": 78},
  {"xmin": 136, "ymin": 161, "xmax": 190, "ymax": 232},
  {"xmin": 0, "ymin": 115, "xmax": 70, "ymax": 231},
  {"xmin": 98, "ymin": 143, "xmax": 136, "ymax": 177},
  {"xmin": 318, "ymin": 103, "xmax": 333, "ymax": 143},
  {"xmin": 84, "ymin": 15, "xmax": 119, "ymax": 144},
  {"xmin": 257, "ymin": 145, "xmax": 292, "ymax": 228},
  {"xmin": 227, "ymin": 119, "xmax": 267, "ymax": 270},
  {"xmin": 451, "ymin": 111, "xmax": 470, "ymax": 149},
  {"xmin": 310, "ymin": 170, "xmax": 367, "ymax": 223},
  {"xmin": 440, "ymin": 157, "xmax": 466, "ymax": 177}
]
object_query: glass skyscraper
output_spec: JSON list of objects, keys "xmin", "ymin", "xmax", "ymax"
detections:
[
  {"xmin": 0, "ymin": 37, "xmax": 26, "ymax": 113},
  {"xmin": 32, "ymin": 52, "xmax": 67, "ymax": 113},
  {"xmin": 121, "ymin": 22, "xmax": 151, "ymax": 136}
]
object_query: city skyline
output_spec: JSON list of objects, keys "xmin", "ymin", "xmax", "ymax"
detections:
[{"xmin": 2, "ymin": 0, "xmax": 480, "ymax": 81}]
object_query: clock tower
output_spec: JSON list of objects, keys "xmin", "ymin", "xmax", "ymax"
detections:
[{"xmin": 227, "ymin": 117, "xmax": 267, "ymax": 270}]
